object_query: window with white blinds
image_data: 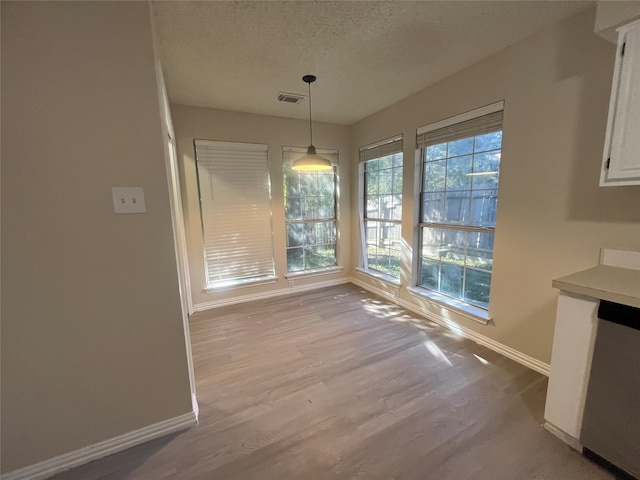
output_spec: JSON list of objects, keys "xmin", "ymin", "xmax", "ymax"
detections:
[
  {"xmin": 416, "ymin": 102, "xmax": 504, "ymax": 310},
  {"xmin": 360, "ymin": 135, "xmax": 403, "ymax": 279},
  {"xmin": 194, "ymin": 140, "xmax": 275, "ymax": 288}
]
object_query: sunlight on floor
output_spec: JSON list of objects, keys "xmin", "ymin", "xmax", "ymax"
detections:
[
  {"xmin": 360, "ymin": 298, "xmax": 403, "ymax": 318},
  {"xmin": 473, "ymin": 353, "xmax": 490, "ymax": 365},
  {"xmin": 424, "ymin": 340, "xmax": 453, "ymax": 366}
]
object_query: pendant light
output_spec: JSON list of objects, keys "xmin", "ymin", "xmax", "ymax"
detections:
[{"xmin": 292, "ymin": 74, "xmax": 332, "ymax": 171}]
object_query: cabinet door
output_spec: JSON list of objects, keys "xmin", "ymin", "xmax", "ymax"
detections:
[
  {"xmin": 544, "ymin": 293, "xmax": 599, "ymax": 442},
  {"xmin": 601, "ymin": 20, "xmax": 640, "ymax": 186}
]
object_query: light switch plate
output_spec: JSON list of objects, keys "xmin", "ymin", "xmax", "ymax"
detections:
[{"xmin": 112, "ymin": 187, "xmax": 146, "ymax": 214}]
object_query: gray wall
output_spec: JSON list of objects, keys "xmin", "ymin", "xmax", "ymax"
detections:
[{"xmin": 1, "ymin": 2, "xmax": 193, "ymax": 473}]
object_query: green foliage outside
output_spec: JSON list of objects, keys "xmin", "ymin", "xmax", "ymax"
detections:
[
  {"xmin": 367, "ymin": 244, "xmax": 401, "ymax": 278},
  {"xmin": 283, "ymin": 163, "xmax": 337, "ymax": 272},
  {"xmin": 418, "ymin": 131, "xmax": 502, "ymax": 310},
  {"xmin": 365, "ymin": 153, "xmax": 403, "ymax": 279}
]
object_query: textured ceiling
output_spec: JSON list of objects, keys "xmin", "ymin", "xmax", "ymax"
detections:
[{"xmin": 151, "ymin": 1, "xmax": 592, "ymax": 125}]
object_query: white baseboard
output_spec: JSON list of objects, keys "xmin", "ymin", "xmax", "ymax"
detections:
[
  {"xmin": 544, "ymin": 422, "xmax": 583, "ymax": 452},
  {"xmin": 2, "ymin": 411, "xmax": 198, "ymax": 480},
  {"xmin": 193, "ymin": 277, "xmax": 351, "ymax": 312},
  {"xmin": 191, "ymin": 392, "xmax": 200, "ymax": 420},
  {"xmin": 350, "ymin": 278, "xmax": 551, "ymax": 376}
]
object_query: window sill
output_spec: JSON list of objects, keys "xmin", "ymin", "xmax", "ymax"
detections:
[
  {"xmin": 203, "ymin": 275, "xmax": 278, "ymax": 293},
  {"xmin": 356, "ymin": 267, "xmax": 401, "ymax": 287},
  {"xmin": 407, "ymin": 286, "xmax": 491, "ymax": 325},
  {"xmin": 285, "ymin": 266, "xmax": 343, "ymax": 280}
]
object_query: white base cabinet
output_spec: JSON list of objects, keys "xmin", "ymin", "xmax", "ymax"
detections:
[{"xmin": 544, "ymin": 292, "xmax": 599, "ymax": 446}]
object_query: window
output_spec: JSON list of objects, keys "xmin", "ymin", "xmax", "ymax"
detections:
[
  {"xmin": 282, "ymin": 147, "xmax": 338, "ymax": 272},
  {"xmin": 360, "ymin": 136, "xmax": 403, "ymax": 279},
  {"xmin": 194, "ymin": 140, "xmax": 275, "ymax": 288},
  {"xmin": 416, "ymin": 103, "xmax": 503, "ymax": 310}
]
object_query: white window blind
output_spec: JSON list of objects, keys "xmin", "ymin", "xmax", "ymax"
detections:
[
  {"xmin": 359, "ymin": 135, "xmax": 403, "ymax": 162},
  {"xmin": 194, "ymin": 140, "xmax": 275, "ymax": 288},
  {"xmin": 417, "ymin": 102, "xmax": 504, "ymax": 149}
]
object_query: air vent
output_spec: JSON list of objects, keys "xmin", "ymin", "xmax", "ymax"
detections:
[{"xmin": 277, "ymin": 92, "xmax": 305, "ymax": 104}]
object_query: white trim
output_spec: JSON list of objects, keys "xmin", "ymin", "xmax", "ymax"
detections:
[
  {"xmin": 1, "ymin": 412, "xmax": 198, "ymax": 480},
  {"xmin": 417, "ymin": 101, "xmax": 505, "ymax": 135},
  {"xmin": 355, "ymin": 267, "xmax": 401, "ymax": 287},
  {"xmin": 359, "ymin": 134, "xmax": 403, "ymax": 152},
  {"xmin": 284, "ymin": 266, "xmax": 344, "ymax": 280},
  {"xmin": 191, "ymin": 393, "xmax": 200, "ymax": 420},
  {"xmin": 149, "ymin": 18, "xmax": 198, "ymax": 419},
  {"xmin": 350, "ymin": 278, "xmax": 550, "ymax": 376},
  {"xmin": 407, "ymin": 286, "xmax": 491, "ymax": 324},
  {"xmin": 194, "ymin": 139, "xmax": 268, "ymax": 152},
  {"xmin": 358, "ymin": 162, "xmax": 367, "ymax": 269},
  {"xmin": 359, "ymin": 134, "xmax": 403, "ymax": 163},
  {"xmin": 193, "ymin": 277, "xmax": 350, "ymax": 312},
  {"xmin": 543, "ymin": 422, "xmax": 583, "ymax": 452},
  {"xmin": 203, "ymin": 276, "xmax": 279, "ymax": 293},
  {"xmin": 352, "ymin": 275, "xmax": 400, "ymax": 301}
]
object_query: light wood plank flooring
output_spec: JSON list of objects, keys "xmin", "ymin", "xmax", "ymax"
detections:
[{"xmin": 53, "ymin": 284, "xmax": 612, "ymax": 480}]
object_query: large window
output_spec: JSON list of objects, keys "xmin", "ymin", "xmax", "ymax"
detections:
[
  {"xmin": 360, "ymin": 136, "xmax": 403, "ymax": 279},
  {"xmin": 282, "ymin": 147, "xmax": 338, "ymax": 272},
  {"xmin": 194, "ymin": 140, "xmax": 275, "ymax": 288},
  {"xmin": 416, "ymin": 103, "xmax": 503, "ymax": 309}
]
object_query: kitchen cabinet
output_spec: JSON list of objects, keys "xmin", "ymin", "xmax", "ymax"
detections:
[
  {"xmin": 600, "ymin": 19, "xmax": 640, "ymax": 186},
  {"xmin": 544, "ymin": 248, "xmax": 640, "ymax": 460}
]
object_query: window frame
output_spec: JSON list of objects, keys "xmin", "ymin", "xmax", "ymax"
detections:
[
  {"xmin": 415, "ymin": 102, "xmax": 504, "ymax": 315},
  {"xmin": 359, "ymin": 136, "xmax": 404, "ymax": 281},
  {"xmin": 282, "ymin": 147, "xmax": 339, "ymax": 274},
  {"xmin": 194, "ymin": 139, "xmax": 276, "ymax": 291}
]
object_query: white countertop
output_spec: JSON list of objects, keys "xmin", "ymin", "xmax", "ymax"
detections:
[{"xmin": 552, "ymin": 264, "xmax": 640, "ymax": 308}]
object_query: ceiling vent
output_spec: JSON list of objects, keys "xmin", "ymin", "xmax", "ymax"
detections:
[{"xmin": 277, "ymin": 92, "xmax": 305, "ymax": 104}]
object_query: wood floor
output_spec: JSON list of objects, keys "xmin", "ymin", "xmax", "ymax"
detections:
[{"xmin": 53, "ymin": 284, "xmax": 613, "ymax": 480}]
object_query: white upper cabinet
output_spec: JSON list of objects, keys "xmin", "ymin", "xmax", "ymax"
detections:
[{"xmin": 600, "ymin": 19, "xmax": 640, "ymax": 186}]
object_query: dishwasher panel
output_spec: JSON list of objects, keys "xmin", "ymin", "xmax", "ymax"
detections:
[{"xmin": 580, "ymin": 300, "xmax": 640, "ymax": 479}]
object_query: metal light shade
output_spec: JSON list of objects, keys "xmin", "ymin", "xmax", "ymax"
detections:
[
  {"xmin": 292, "ymin": 74, "xmax": 332, "ymax": 171},
  {"xmin": 293, "ymin": 145, "xmax": 332, "ymax": 171}
]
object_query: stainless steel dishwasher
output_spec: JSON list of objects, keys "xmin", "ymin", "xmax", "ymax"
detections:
[{"xmin": 580, "ymin": 300, "xmax": 640, "ymax": 480}]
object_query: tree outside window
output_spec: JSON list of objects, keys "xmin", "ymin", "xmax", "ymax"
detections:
[
  {"xmin": 363, "ymin": 152, "xmax": 403, "ymax": 278},
  {"xmin": 283, "ymin": 158, "xmax": 337, "ymax": 272}
]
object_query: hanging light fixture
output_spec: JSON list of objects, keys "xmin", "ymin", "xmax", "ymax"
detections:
[{"xmin": 292, "ymin": 74, "xmax": 332, "ymax": 171}]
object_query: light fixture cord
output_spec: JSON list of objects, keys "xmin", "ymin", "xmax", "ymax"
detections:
[{"xmin": 308, "ymin": 80, "xmax": 313, "ymax": 146}]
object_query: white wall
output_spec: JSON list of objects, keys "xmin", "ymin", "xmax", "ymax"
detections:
[{"xmin": 348, "ymin": 8, "xmax": 640, "ymax": 365}]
